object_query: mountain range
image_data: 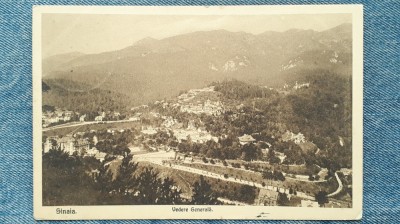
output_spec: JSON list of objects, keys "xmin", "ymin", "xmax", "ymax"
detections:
[{"xmin": 42, "ymin": 23, "xmax": 352, "ymax": 109}]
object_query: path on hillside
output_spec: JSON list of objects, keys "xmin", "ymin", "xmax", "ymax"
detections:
[
  {"xmin": 134, "ymin": 151, "xmax": 314, "ymax": 200},
  {"xmin": 327, "ymin": 172, "xmax": 343, "ymax": 197},
  {"xmin": 43, "ymin": 119, "xmax": 137, "ymax": 131}
]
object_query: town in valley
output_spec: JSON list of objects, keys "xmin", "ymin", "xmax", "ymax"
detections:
[{"xmin": 41, "ymin": 16, "xmax": 353, "ymax": 208}]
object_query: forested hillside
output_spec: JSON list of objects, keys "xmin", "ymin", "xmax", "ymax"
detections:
[
  {"xmin": 42, "ymin": 79, "xmax": 135, "ymax": 114},
  {"xmin": 210, "ymin": 71, "xmax": 352, "ymax": 169}
]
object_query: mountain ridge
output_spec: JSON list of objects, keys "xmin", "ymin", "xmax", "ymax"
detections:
[{"xmin": 43, "ymin": 23, "xmax": 352, "ymax": 107}]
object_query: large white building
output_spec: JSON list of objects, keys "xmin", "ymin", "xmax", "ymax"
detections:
[{"xmin": 43, "ymin": 136, "xmax": 90, "ymax": 156}]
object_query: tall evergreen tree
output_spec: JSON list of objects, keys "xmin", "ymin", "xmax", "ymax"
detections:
[
  {"xmin": 277, "ymin": 192, "xmax": 289, "ymax": 206},
  {"xmin": 96, "ymin": 163, "xmax": 114, "ymax": 194},
  {"xmin": 315, "ymin": 191, "xmax": 329, "ymax": 207},
  {"xmin": 134, "ymin": 167, "xmax": 160, "ymax": 204},
  {"xmin": 157, "ymin": 177, "xmax": 182, "ymax": 205},
  {"xmin": 114, "ymin": 154, "xmax": 138, "ymax": 195},
  {"xmin": 191, "ymin": 175, "xmax": 220, "ymax": 205}
]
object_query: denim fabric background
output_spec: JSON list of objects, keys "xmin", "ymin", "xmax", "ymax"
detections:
[{"xmin": 0, "ymin": 0, "xmax": 399, "ymax": 223}]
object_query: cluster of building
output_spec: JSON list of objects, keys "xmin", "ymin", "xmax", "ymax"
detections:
[
  {"xmin": 282, "ymin": 131, "xmax": 306, "ymax": 144},
  {"xmin": 180, "ymin": 99, "xmax": 224, "ymax": 116},
  {"xmin": 85, "ymin": 148, "xmax": 107, "ymax": 162},
  {"xmin": 43, "ymin": 135, "xmax": 89, "ymax": 155},
  {"xmin": 42, "ymin": 108, "xmax": 123, "ymax": 127},
  {"xmin": 171, "ymin": 120, "xmax": 217, "ymax": 143},
  {"xmin": 162, "ymin": 116, "xmax": 178, "ymax": 128},
  {"xmin": 42, "ymin": 108, "xmax": 75, "ymax": 127},
  {"xmin": 43, "ymin": 135, "xmax": 106, "ymax": 161},
  {"xmin": 141, "ymin": 119, "xmax": 218, "ymax": 144},
  {"xmin": 174, "ymin": 87, "xmax": 225, "ymax": 116},
  {"xmin": 173, "ymin": 127, "xmax": 218, "ymax": 144},
  {"xmin": 94, "ymin": 111, "xmax": 121, "ymax": 122},
  {"xmin": 178, "ymin": 86, "xmax": 215, "ymax": 102}
]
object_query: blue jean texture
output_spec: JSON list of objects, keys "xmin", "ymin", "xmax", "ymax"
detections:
[{"xmin": 0, "ymin": 0, "xmax": 399, "ymax": 223}]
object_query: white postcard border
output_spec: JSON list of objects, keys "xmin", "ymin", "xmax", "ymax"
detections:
[{"xmin": 33, "ymin": 4, "xmax": 363, "ymax": 220}]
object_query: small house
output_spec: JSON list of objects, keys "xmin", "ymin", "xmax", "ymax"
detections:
[{"xmin": 238, "ymin": 134, "xmax": 256, "ymax": 145}]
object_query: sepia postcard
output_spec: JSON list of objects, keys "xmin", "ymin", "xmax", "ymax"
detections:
[{"xmin": 33, "ymin": 5, "xmax": 363, "ymax": 220}]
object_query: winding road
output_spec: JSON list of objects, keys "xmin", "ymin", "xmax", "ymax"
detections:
[{"xmin": 327, "ymin": 172, "xmax": 343, "ymax": 197}]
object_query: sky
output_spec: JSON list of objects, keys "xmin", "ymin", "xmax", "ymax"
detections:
[{"xmin": 42, "ymin": 13, "xmax": 352, "ymax": 59}]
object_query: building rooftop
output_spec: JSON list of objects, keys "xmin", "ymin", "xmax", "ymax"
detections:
[{"xmin": 238, "ymin": 134, "xmax": 256, "ymax": 143}]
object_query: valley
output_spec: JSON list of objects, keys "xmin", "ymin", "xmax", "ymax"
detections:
[{"xmin": 41, "ymin": 24, "xmax": 353, "ymax": 208}]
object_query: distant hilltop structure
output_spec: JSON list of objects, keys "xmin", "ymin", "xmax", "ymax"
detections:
[
  {"xmin": 283, "ymin": 81, "xmax": 310, "ymax": 90},
  {"xmin": 293, "ymin": 81, "xmax": 310, "ymax": 90},
  {"xmin": 238, "ymin": 134, "xmax": 256, "ymax": 145},
  {"xmin": 282, "ymin": 131, "xmax": 306, "ymax": 144}
]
